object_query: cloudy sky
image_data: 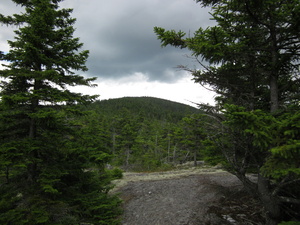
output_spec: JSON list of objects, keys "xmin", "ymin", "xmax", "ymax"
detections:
[{"xmin": 0, "ymin": 0, "xmax": 216, "ymax": 107}]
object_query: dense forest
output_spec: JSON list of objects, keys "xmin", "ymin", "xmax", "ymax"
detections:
[
  {"xmin": 80, "ymin": 97, "xmax": 216, "ymax": 171},
  {"xmin": 0, "ymin": 0, "xmax": 299, "ymax": 225}
]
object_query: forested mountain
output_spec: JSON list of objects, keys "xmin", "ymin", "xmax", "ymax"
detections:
[
  {"xmin": 78, "ymin": 97, "xmax": 214, "ymax": 172},
  {"xmin": 89, "ymin": 97, "xmax": 199, "ymax": 122}
]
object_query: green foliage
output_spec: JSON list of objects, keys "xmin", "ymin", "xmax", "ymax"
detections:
[
  {"xmin": 262, "ymin": 111, "xmax": 300, "ymax": 179},
  {"xmin": 155, "ymin": 0, "xmax": 300, "ymax": 112},
  {"xmin": 154, "ymin": 27, "xmax": 186, "ymax": 48},
  {"xmin": 223, "ymin": 105, "xmax": 276, "ymax": 149},
  {"xmin": 81, "ymin": 97, "xmax": 206, "ymax": 171},
  {"xmin": 106, "ymin": 168, "xmax": 124, "ymax": 180},
  {"xmin": 155, "ymin": 0, "xmax": 300, "ymax": 222},
  {"xmin": 92, "ymin": 96, "xmax": 199, "ymax": 122},
  {"xmin": 0, "ymin": 1, "xmax": 121, "ymax": 224},
  {"xmin": 223, "ymin": 105, "xmax": 300, "ymax": 179},
  {"xmin": 279, "ymin": 222, "xmax": 300, "ymax": 225},
  {"xmin": 201, "ymin": 139, "xmax": 226, "ymax": 166}
]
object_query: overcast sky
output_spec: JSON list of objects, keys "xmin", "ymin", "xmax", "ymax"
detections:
[{"xmin": 0, "ymin": 0, "xmax": 216, "ymax": 107}]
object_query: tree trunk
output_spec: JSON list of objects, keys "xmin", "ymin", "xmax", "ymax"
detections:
[
  {"xmin": 173, "ymin": 144, "xmax": 177, "ymax": 164},
  {"xmin": 270, "ymin": 75, "xmax": 279, "ymax": 113},
  {"xmin": 167, "ymin": 136, "xmax": 171, "ymax": 163},
  {"xmin": 269, "ymin": 19, "xmax": 279, "ymax": 113},
  {"xmin": 193, "ymin": 150, "xmax": 197, "ymax": 167},
  {"xmin": 257, "ymin": 174, "xmax": 281, "ymax": 225},
  {"xmin": 266, "ymin": 24, "xmax": 281, "ymax": 224},
  {"xmin": 125, "ymin": 148, "xmax": 130, "ymax": 170},
  {"xmin": 235, "ymin": 171, "xmax": 257, "ymax": 195},
  {"xmin": 112, "ymin": 132, "xmax": 116, "ymax": 155},
  {"xmin": 155, "ymin": 134, "xmax": 158, "ymax": 157},
  {"xmin": 235, "ymin": 172, "xmax": 281, "ymax": 224},
  {"xmin": 27, "ymin": 78, "xmax": 40, "ymax": 182}
]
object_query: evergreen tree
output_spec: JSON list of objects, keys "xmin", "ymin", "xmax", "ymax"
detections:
[
  {"xmin": 179, "ymin": 114, "xmax": 207, "ymax": 165},
  {"xmin": 0, "ymin": 0, "xmax": 121, "ymax": 224},
  {"xmin": 155, "ymin": 0, "xmax": 300, "ymax": 112},
  {"xmin": 154, "ymin": 0, "xmax": 300, "ymax": 224}
]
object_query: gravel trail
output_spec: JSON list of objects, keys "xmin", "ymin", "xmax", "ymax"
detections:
[{"xmin": 111, "ymin": 167, "xmax": 264, "ymax": 225}]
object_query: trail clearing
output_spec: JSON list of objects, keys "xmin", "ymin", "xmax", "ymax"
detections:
[{"xmin": 111, "ymin": 166, "xmax": 265, "ymax": 225}]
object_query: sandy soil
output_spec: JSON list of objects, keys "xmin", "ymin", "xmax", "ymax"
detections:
[{"xmin": 111, "ymin": 166, "xmax": 265, "ymax": 225}]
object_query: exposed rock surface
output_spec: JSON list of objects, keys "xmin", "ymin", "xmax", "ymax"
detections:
[{"xmin": 112, "ymin": 167, "xmax": 265, "ymax": 225}]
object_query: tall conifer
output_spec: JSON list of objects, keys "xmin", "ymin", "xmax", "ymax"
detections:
[
  {"xmin": 0, "ymin": 1, "xmax": 121, "ymax": 224},
  {"xmin": 154, "ymin": 0, "xmax": 300, "ymax": 224}
]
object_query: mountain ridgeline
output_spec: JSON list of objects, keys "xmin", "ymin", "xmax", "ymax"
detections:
[{"xmin": 90, "ymin": 97, "xmax": 199, "ymax": 122}]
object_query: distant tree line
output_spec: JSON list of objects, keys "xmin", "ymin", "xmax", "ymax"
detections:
[{"xmin": 82, "ymin": 97, "xmax": 214, "ymax": 171}]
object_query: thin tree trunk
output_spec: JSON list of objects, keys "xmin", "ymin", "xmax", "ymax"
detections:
[
  {"xmin": 28, "ymin": 78, "xmax": 40, "ymax": 182},
  {"xmin": 125, "ymin": 148, "xmax": 130, "ymax": 171},
  {"xmin": 265, "ymin": 24, "xmax": 281, "ymax": 224},
  {"xmin": 193, "ymin": 150, "xmax": 197, "ymax": 167},
  {"xmin": 234, "ymin": 171, "xmax": 281, "ymax": 224},
  {"xmin": 269, "ymin": 19, "xmax": 279, "ymax": 113},
  {"xmin": 112, "ymin": 132, "xmax": 116, "ymax": 155},
  {"xmin": 257, "ymin": 174, "xmax": 281, "ymax": 225},
  {"xmin": 270, "ymin": 75, "xmax": 279, "ymax": 113},
  {"xmin": 173, "ymin": 144, "xmax": 177, "ymax": 164},
  {"xmin": 155, "ymin": 134, "xmax": 158, "ymax": 157},
  {"xmin": 167, "ymin": 136, "xmax": 171, "ymax": 163}
]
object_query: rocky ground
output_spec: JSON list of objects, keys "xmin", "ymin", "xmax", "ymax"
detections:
[{"xmin": 111, "ymin": 165, "xmax": 266, "ymax": 225}]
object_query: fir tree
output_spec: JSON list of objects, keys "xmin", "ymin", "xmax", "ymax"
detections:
[
  {"xmin": 154, "ymin": 0, "xmax": 300, "ymax": 224},
  {"xmin": 0, "ymin": 0, "xmax": 121, "ymax": 224}
]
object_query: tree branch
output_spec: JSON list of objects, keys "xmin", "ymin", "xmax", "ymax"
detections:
[{"xmin": 278, "ymin": 196, "xmax": 300, "ymax": 205}]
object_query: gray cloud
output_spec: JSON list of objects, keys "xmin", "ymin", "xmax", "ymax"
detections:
[
  {"xmin": 66, "ymin": 0, "xmax": 213, "ymax": 82},
  {"xmin": 1, "ymin": 0, "xmax": 214, "ymax": 83}
]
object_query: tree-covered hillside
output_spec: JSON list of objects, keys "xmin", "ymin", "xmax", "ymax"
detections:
[
  {"xmin": 90, "ymin": 97, "xmax": 199, "ymax": 122},
  {"xmin": 78, "ymin": 97, "xmax": 213, "ymax": 171}
]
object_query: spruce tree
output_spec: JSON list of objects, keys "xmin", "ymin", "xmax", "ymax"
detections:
[
  {"xmin": 154, "ymin": 0, "xmax": 300, "ymax": 224},
  {"xmin": 0, "ymin": 0, "xmax": 121, "ymax": 224}
]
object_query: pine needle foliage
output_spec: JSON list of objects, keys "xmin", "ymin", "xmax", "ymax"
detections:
[
  {"xmin": 154, "ymin": 0, "xmax": 300, "ymax": 223},
  {"xmin": 0, "ymin": 0, "xmax": 121, "ymax": 224}
]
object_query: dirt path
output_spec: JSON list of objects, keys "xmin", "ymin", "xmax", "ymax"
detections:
[{"xmin": 112, "ymin": 167, "xmax": 265, "ymax": 225}]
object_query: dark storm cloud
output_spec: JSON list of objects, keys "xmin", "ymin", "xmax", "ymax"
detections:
[
  {"xmin": 1, "ymin": 0, "xmax": 214, "ymax": 83},
  {"xmin": 65, "ymin": 0, "xmax": 214, "ymax": 83}
]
